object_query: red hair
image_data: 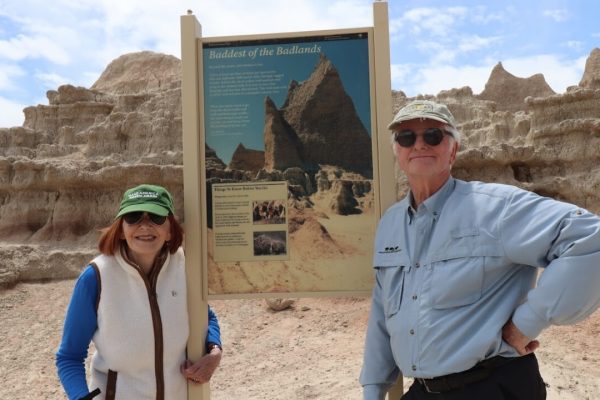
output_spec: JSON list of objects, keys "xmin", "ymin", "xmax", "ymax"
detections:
[{"xmin": 98, "ymin": 215, "xmax": 184, "ymax": 255}]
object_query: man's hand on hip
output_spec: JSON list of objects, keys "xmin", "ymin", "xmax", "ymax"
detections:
[{"xmin": 502, "ymin": 319, "xmax": 540, "ymax": 355}]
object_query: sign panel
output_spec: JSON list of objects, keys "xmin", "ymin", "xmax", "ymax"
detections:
[
  {"xmin": 202, "ymin": 31, "xmax": 379, "ymax": 297},
  {"xmin": 212, "ymin": 181, "xmax": 289, "ymax": 262},
  {"xmin": 182, "ymin": 5, "xmax": 397, "ymax": 397}
]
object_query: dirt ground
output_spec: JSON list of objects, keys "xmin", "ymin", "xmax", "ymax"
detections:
[{"xmin": 0, "ymin": 280, "xmax": 599, "ymax": 399}]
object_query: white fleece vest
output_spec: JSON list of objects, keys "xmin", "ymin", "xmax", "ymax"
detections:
[{"xmin": 90, "ymin": 248, "xmax": 189, "ymax": 400}]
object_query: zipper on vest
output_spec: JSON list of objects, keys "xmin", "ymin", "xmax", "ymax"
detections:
[
  {"xmin": 130, "ymin": 256, "xmax": 166, "ymax": 400},
  {"xmin": 147, "ymin": 285, "xmax": 165, "ymax": 400}
]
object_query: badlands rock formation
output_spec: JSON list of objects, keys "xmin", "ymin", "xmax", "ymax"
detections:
[
  {"xmin": 243, "ymin": 53, "xmax": 373, "ymax": 176},
  {"xmin": 228, "ymin": 143, "xmax": 265, "ymax": 173},
  {"xmin": 478, "ymin": 62, "xmax": 556, "ymax": 112},
  {"xmin": 579, "ymin": 48, "xmax": 600, "ymax": 89},
  {"xmin": 265, "ymin": 54, "xmax": 373, "ymax": 176},
  {"xmin": 1, "ymin": 48, "xmax": 600, "ymax": 288}
]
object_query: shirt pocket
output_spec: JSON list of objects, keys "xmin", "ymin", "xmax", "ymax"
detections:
[
  {"xmin": 375, "ymin": 252, "xmax": 410, "ymax": 318},
  {"xmin": 429, "ymin": 227, "xmax": 501, "ymax": 309}
]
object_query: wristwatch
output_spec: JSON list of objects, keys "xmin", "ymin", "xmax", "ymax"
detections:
[{"xmin": 207, "ymin": 343, "xmax": 222, "ymax": 353}]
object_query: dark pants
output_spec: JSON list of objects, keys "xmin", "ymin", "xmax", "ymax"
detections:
[{"xmin": 401, "ymin": 354, "xmax": 547, "ymax": 400}]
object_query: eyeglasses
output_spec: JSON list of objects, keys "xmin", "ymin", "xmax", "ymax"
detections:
[
  {"xmin": 393, "ymin": 127, "xmax": 452, "ymax": 148},
  {"xmin": 122, "ymin": 212, "xmax": 168, "ymax": 225}
]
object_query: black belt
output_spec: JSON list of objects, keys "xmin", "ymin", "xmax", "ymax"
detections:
[{"xmin": 416, "ymin": 355, "xmax": 518, "ymax": 394}]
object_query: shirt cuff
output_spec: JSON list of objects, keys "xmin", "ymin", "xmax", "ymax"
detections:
[
  {"xmin": 512, "ymin": 302, "xmax": 549, "ymax": 339},
  {"xmin": 362, "ymin": 384, "xmax": 388, "ymax": 400},
  {"xmin": 206, "ymin": 342, "xmax": 222, "ymax": 353}
]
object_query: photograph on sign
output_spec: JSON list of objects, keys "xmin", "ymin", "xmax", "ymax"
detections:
[
  {"xmin": 253, "ymin": 199, "xmax": 286, "ymax": 225},
  {"xmin": 203, "ymin": 31, "xmax": 378, "ymax": 296},
  {"xmin": 212, "ymin": 181, "xmax": 289, "ymax": 262}
]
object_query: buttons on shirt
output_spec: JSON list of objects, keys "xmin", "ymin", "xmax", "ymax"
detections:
[
  {"xmin": 410, "ymin": 329, "xmax": 415, "ymax": 335},
  {"xmin": 412, "ymin": 365, "xmax": 417, "ymax": 371},
  {"xmin": 415, "ymin": 262, "xmax": 420, "ymax": 268},
  {"xmin": 412, "ymin": 295, "xmax": 418, "ymax": 300}
]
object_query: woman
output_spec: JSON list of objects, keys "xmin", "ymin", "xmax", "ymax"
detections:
[{"xmin": 56, "ymin": 184, "xmax": 222, "ymax": 400}]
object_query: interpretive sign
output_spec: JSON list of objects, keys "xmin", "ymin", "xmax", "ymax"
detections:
[
  {"xmin": 181, "ymin": 3, "xmax": 396, "ymax": 398},
  {"xmin": 202, "ymin": 31, "xmax": 379, "ymax": 297}
]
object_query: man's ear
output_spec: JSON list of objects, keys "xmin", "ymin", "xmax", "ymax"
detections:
[
  {"xmin": 449, "ymin": 140, "xmax": 459, "ymax": 165},
  {"xmin": 390, "ymin": 133, "xmax": 398, "ymax": 157}
]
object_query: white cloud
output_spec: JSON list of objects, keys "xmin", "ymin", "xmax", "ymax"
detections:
[
  {"xmin": 401, "ymin": 64, "xmax": 492, "ymax": 96},
  {"xmin": 564, "ymin": 41, "xmax": 583, "ymax": 51},
  {"xmin": 398, "ymin": 7, "xmax": 468, "ymax": 38},
  {"xmin": 389, "ymin": 6, "xmax": 503, "ymax": 68},
  {"xmin": 68, "ymin": 0, "xmax": 373, "ymax": 70},
  {"xmin": 0, "ymin": 34, "xmax": 71, "ymax": 64},
  {"xmin": 542, "ymin": 9, "xmax": 569, "ymax": 22},
  {"xmin": 82, "ymin": 70, "xmax": 103, "ymax": 87},
  {"xmin": 315, "ymin": 1, "xmax": 374, "ymax": 29},
  {"xmin": 0, "ymin": 63, "xmax": 25, "ymax": 91},
  {"xmin": 0, "ymin": 96, "xmax": 26, "ymax": 128},
  {"xmin": 395, "ymin": 4, "xmax": 506, "ymax": 37},
  {"xmin": 458, "ymin": 35, "xmax": 501, "ymax": 53},
  {"xmin": 470, "ymin": 6, "xmax": 507, "ymax": 24},
  {"xmin": 406, "ymin": 34, "xmax": 500, "ymax": 64},
  {"xmin": 390, "ymin": 63, "xmax": 412, "ymax": 86},
  {"xmin": 0, "ymin": 5, "xmax": 86, "ymax": 65},
  {"xmin": 414, "ymin": 41, "xmax": 452, "ymax": 61},
  {"xmin": 197, "ymin": 0, "xmax": 373, "ymax": 38},
  {"xmin": 35, "ymin": 72, "xmax": 71, "ymax": 90},
  {"xmin": 89, "ymin": 0, "xmax": 371, "ymax": 50}
]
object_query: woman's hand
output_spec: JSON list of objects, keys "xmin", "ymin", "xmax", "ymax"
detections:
[{"xmin": 180, "ymin": 347, "xmax": 222, "ymax": 384}]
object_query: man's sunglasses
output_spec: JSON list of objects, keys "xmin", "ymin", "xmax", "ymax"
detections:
[
  {"xmin": 122, "ymin": 212, "xmax": 168, "ymax": 225},
  {"xmin": 393, "ymin": 127, "xmax": 452, "ymax": 148}
]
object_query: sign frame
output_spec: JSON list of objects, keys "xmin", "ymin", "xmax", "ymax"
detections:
[
  {"xmin": 201, "ymin": 27, "xmax": 382, "ymax": 299},
  {"xmin": 181, "ymin": 2, "xmax": 399, "ymax": 398}
]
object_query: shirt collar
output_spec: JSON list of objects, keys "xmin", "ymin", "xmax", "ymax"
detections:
[{"xmin": 406, "ymin": 177, "xmax": 456, "ymax": 221}]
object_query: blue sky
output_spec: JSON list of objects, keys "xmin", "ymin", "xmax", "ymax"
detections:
[{"xmin": 1, "ymin": 0, "xmax": 599, "ymax": 128}]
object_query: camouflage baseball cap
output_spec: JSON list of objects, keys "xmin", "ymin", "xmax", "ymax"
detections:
[
  {"xmin": 115, "ymin": 184, "xmax": 174, "ymax": 219},
  {"xmin": 388, "ymin": 100, "xmax": 457, "ymax": 130}
]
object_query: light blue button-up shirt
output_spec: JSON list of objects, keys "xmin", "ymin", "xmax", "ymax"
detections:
[{"xmin": 360, "ymin": 178, "xmax": 600, "ymax": 399}]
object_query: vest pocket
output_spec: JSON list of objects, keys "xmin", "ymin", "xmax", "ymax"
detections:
[{"xmin": 106, "ymin": 369, "xmax": 118, "ymax": 400}]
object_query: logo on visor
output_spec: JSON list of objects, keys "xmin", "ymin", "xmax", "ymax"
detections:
[{"xmin": 406, "ymin": 103, "xmax": 433, "ymax": 112}]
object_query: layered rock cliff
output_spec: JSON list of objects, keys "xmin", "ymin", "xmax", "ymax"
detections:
[{"xmin": 1, "ymin": 47, "xmax": 600, "ymax": 287}]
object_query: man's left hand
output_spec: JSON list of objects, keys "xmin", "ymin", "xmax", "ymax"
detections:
[{"xmin": 502, "ymin": 319, "xmax": 540, "ymax": 355}]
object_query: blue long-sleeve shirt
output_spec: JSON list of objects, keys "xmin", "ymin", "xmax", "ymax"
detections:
[
  {"xmin": 360, "ymin": 178, "xmax": 600, "ymax": 399},
  {"xmin": 56, "ymin": 265, "xmax": 221, "ymax": 400}
]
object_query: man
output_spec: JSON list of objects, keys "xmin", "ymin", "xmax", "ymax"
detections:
[{"xmin": 360, "ymin": 100, "xmax": 600, "ymax": 399}]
